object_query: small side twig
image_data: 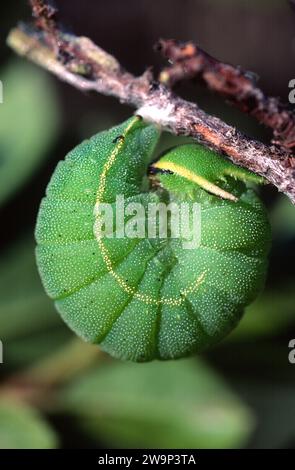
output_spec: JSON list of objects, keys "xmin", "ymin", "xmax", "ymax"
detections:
[
  {"xmin": 158, "ymin": 39, "xmax": 295, "ymax": 152},
  {"xmin": 6, "ymin": 1, "xmax": 295, "ymax": 204}
]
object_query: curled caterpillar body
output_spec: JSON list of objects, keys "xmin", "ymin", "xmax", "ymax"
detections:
[{"xmin": 36, "ymin": 117, "xmax": 271, "ymax": 361}]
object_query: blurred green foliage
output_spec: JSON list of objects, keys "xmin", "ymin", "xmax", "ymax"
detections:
[
  {"xmin": 0, "ymin": 400, "xmax": 57, "ymax": 449},
  {"xmin": 0, "ymin": 238, "xmax": 61, "ymax": 341},
  {"xmin": 271, "ymin": 197, "xmax": 295, "ymax": 239},
  {"xmin": 229, "ymin": 285, "xmax": 295, "ymax": 340},
  {"xmin": 0, "ymin": 60, "xmax": 60, "ymax": 205},
  {"xmin": 62, "ymin": 359, "xmax": 253, "ymax": 449}
]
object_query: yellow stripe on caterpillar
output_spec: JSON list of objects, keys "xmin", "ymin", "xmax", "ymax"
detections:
[{"xmin": 152, "ymin": 160, "xmax": 238, "ymax": 202}]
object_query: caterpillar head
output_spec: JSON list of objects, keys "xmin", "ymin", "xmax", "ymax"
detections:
[{"xmin": 152, "ymin": 143, "xmax": 265, "ymax": 203}]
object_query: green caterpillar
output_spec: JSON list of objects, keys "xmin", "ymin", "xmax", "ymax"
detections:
[{"xmin": 35, "ymin": 116, "xmax": 271, "ymax": 361}]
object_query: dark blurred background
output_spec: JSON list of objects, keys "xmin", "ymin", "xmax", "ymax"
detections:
[{"xmin": 0, "ymin": 0, "xmax": 294, "ymax": 449}]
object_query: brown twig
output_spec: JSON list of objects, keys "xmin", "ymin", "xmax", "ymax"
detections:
[
  {"xmin": 6, "ymin": 1, "xmax": 295, "ymax": 204},
  {"xmin": 158, "ymin": 39, "xmax": 295, "ymax": 152}
]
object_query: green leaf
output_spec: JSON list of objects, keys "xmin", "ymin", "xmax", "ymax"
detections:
[
  {"xmin": 228, "ymin": 284, "xmax": 295, "ymax": 340},
  {"xmin": 0, "ymin": 237, "xmax": 61, "ymax": 340},
  {"xmin": 270, "ymin": 196, "xmax": 295, "ymax": 239},
  {"xmin": 0, "ymin": 59, "xmax": 60, "ymax": 205},
  {"xmin": 5, "ymin": 328, "xmax": 71, "ymax": 368},
  {"xmin": 62, "ymin": 358, "xmax": 253, "ymax": 448},
  {"xmin": 247, "ymin": 382, "xmax": 295, "ymax": 449},
  {"xmin": 0, "ymin": 399, "xmax": 58, "ymax": 449}
]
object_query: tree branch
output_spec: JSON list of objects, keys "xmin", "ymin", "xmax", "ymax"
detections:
[
  {"xmin": 6, "ymin": 1, "xmax": 295, "ymax": 204},
  {"xmin": 158, "ymin": 39, "xmax": 295, "ymax": 153}
]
